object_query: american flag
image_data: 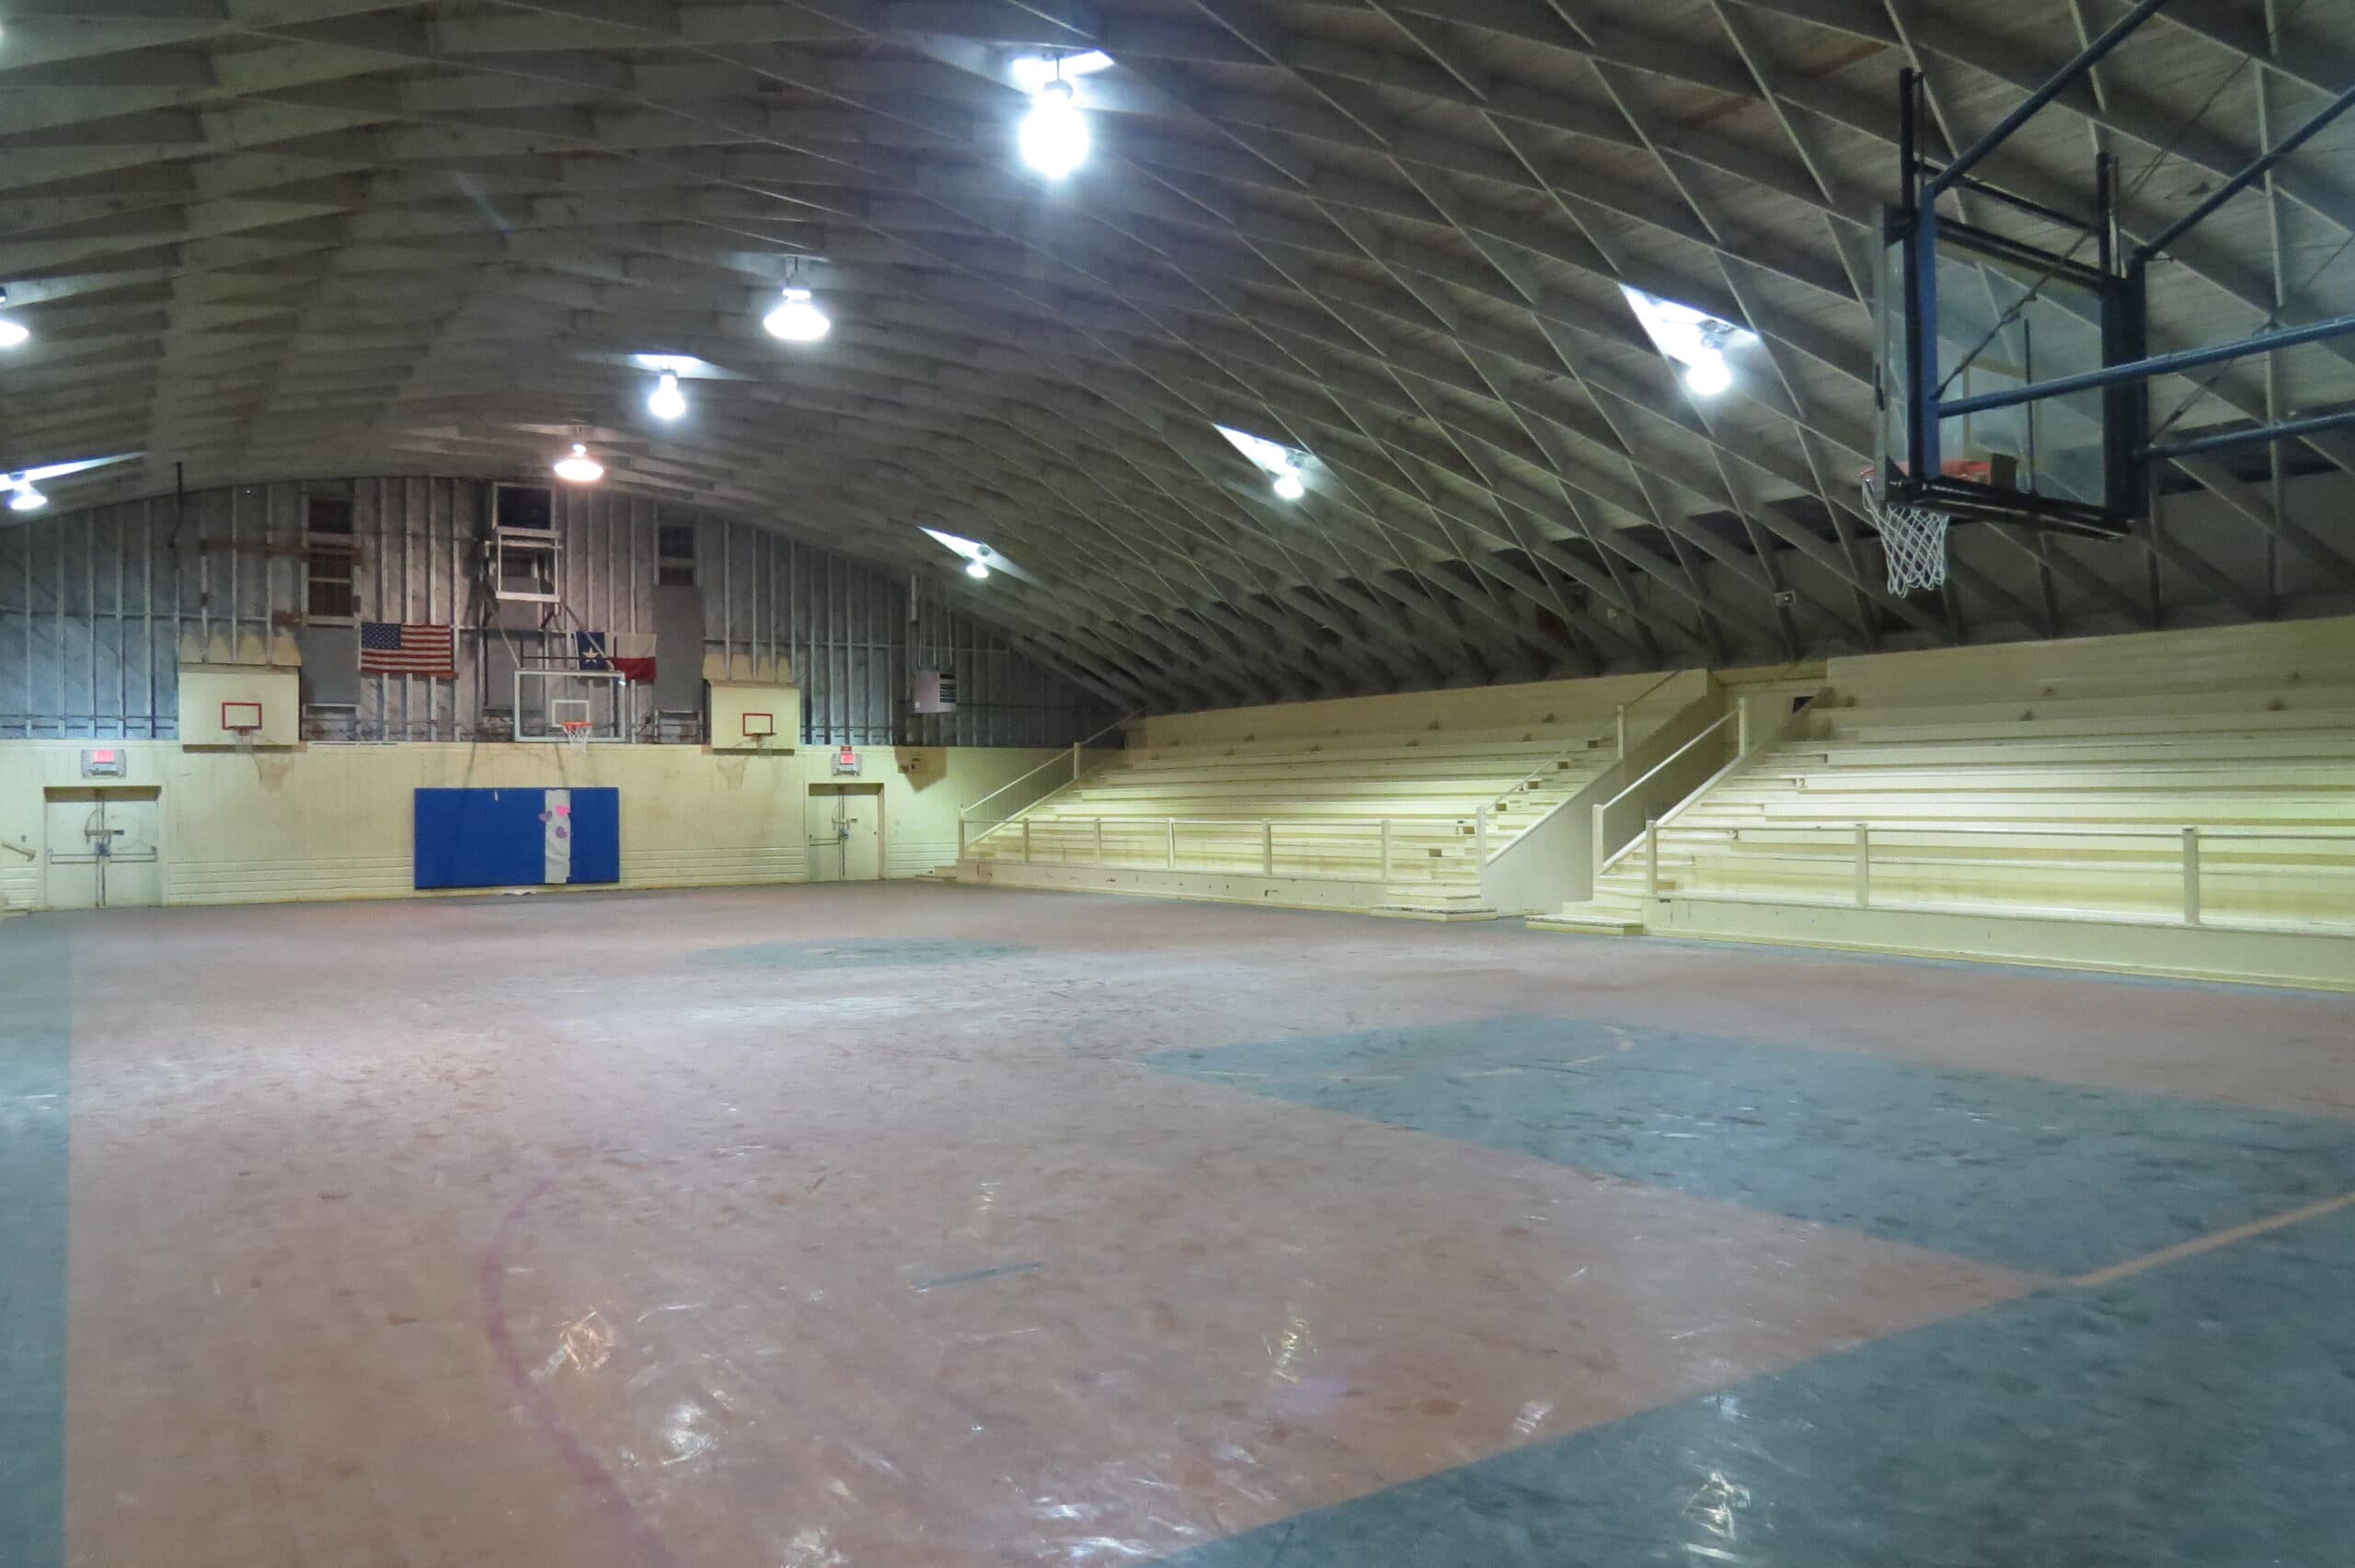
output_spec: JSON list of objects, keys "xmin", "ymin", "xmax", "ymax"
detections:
[{"xmin": 359, "ymin": 621, "xmax": 456, "ymax": 677}]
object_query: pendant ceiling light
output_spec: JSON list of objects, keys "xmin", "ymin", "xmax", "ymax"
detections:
[
  {"xmin": 648, "ymin": 370, "xmax": 687, "ymax": 420},
  {"xmin": 764, "ymin": 286, "xmax": 831, "ymax": 343},
  {"xmin": 0, "ymin": 319, "xmax": 27, "ymax": 349},
  {"xmin": 6, "ymin": 477, "xmax": 46, "ymax": 512},
  {"xmin": 1020, "ymin": 75, "xmax": 1090, "ymax": 178},
  {"xmin": 1270, "ymin": 465, "xmax": 1306, "ymax": 501},
  {"xmin": 552, "ymin": 442, "xmax": 604, "ymax": 484},
  {"xmin": 965, "ymin": 557, "xmax": 991, "ymax": 579}
]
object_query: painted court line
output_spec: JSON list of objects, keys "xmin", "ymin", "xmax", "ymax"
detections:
[
  {"xmin": 2067, "ymin": 1189, "xmax": 2355, "ymax": 1290},
  {"xmin": 910, "ymin": 1260, "xmax": 1044, "ymax": 1292}
]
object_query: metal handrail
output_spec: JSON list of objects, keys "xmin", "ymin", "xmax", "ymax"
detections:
[
  {"xmin": 1599, "ymin": 685, "xmax": 1833, "ymax": 876},
  {"xmin": 1472, "ymin": 671, "xmax": 1692, "ymax": 821},
  {"xmin": 959, "ymin": 711, "xmax": 1137, "ymax": 823},
  {"xmin": 0, "ymin": 839, "xmax": 34, "ymax": 860},
  {"xmin": 980, "ymin": 812, "xmax": 1484, "ymax": 886},
  {"xmin": 1593, "ymin": 712, "xmax": 1735, "ymax": 818},
  {"xmin": 1645, "ymin": 818, "xmax": 2355, "ymax": 931},
  {"xmin": 1702, "ymin": 824, "xmax": 2355, "ymax": 845}
]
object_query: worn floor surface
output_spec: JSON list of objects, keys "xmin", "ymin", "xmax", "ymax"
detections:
[{"xmin": 3, "ymin": 884, "xmax": 2351, "ymax": 1567}]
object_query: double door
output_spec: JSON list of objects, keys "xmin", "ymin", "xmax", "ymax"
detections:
[
  {"xmin": 806, "ymin": 786, "xmax": 882, "ymax": 882},
  {"xmin": 44, "ymin": 787, "xmax": 163, "ymax": 909}
]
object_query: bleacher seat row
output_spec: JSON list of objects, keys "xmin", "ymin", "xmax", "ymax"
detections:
[
  {"xmin": 1564, "ymin": 648, "xmax": 2355, "ymax": 938},
  {"xmin": 966, "ymin": 719, "xmax": 1624, "ymax": 895}
]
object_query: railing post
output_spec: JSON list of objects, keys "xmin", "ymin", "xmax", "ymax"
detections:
[
  {"xmin": 1737, "ymin": 692, "xmax": 1753, "ymax": 755},
  {"xmin": 1476, "ymin": 807, "xmax": 1489, "ymax": 863},
  {"xmin": 1022, "ymin": 818, "xmax": 1033, "ymax": 864},
  {"xmin": 1854, "ymin": 822, "xmax": 1869, "ymax": 909},
  {"xmin": 1380, "ymin": 818, "xmax": 1393, "ymax": 883},
  {"xmin": 1262, "ymin": 818, "xmax": 1274, "ymax": 876},
  {"xmin": 2182, "ymin": 826, "xmax": 2201, "ymax": 925},
  {"xmin": 1166, "ymin": 818, "xmax": 1177, "ymax": 870},
  {"xmin": 1645, "ymin": 817, "xmax": 1660, "ymax": 896},
  {"xmin": 1095, "ymin": 816, "xmax": 1105, "ymax": 864},
  {"xmin": 957, "ymin": 818, "xmax": 967, "ymax": 858},
  {"xmin": 1072, "ymin": 741, "xmax": 1082, "ymax": 783},
  {"xmin": 1614, "ymin": 703, "xmax": 1628, "ymax": 760}
]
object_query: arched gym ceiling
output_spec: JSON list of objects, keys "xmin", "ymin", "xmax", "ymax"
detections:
[{"xmin": 4, "ymin": 1, "xmax": 2355, "ymax": 709}]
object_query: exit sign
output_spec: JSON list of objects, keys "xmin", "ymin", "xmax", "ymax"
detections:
[
  {"xmin": 833, "ymin": 745, "xmax": 861, "ymax": 776},
  {"xmin": 81, "ymin": 748, "xmax": 125, "ymax": 778}
]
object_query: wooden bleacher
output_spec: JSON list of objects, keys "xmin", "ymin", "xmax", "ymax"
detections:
[
  {"xmin": 1546, "ymin": 619, "xmax": 2355, "ymax": 985},
  {"xmin": 960, "ymin": 671, "xmax": 1711, "ymax": 915}
]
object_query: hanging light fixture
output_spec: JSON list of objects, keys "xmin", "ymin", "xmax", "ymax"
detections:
[
  {"xmin": 0, "ymin": 288, "xmax": 27, "ymax": 349},
  {"xmin": 965, "ymin": 557, "xmax": 991, "ymax": 579},
  {"xmin": 1270, "ymin": 465, "xmax": 1306, "ymax": 501},
  {"xmin": 648, "ymin": 370, "xmax": 687, "ymax": 420},
  {"xmin": 6, "ymin": 476, "xmax": 46, "ymax": 512},
  {"xmin": 552, "ymin": 442, "xmax": 603, "ymax": 484},
  {"xmin": 764, "ymin": 285, "xmax": 831, "ymax": 343},
  {"xmin": 1019, "ymin": 73, "xmax": 1090, "ymax": 178}
]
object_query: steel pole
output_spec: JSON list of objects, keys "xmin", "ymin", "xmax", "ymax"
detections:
[
  {"xmin": 1923, "ymin": 0, "xmax": 2170, "ymax": 201},
  {"xmin": 1943, "ymin": 313, "xmax": 2355, "ymax": 418}
]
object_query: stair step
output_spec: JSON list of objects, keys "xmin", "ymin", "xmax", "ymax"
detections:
[{"xmin": 1529, "ymin": 909, "xmax": 1645, "ymax": 935}]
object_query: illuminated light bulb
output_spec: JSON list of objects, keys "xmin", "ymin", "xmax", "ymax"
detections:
[
  {"xmin": 1019, "ymin": 78, "xmax": 1090, "ymax": 177},
  {"xmin": 1271, "ymin": 466, "xmax": 1305, "ymax": 501},
  {"xmin": 764, "ymin": 286, "xmax": 831, "ymax": 342},
  {"xmin": 648, "ymin": 371, "xmax": 686, "ymax": 420},
  {"xmin": 552, "ymin": 442, "xmax": 603, "ymax": 484},
  {"xmin": 965, "ymin": 557, "xmax": 991, "ymax": 579},
  {"xmin": 7, "ymin": 480, "xmax": 46, "ymax": 512},
  {"xmin": 1683, "ymin": 350, "xmax": 1732, "ymax": 397},
  {"xmin": 0, "ymin": 319, "xmax": 28, "ymax": 349}
]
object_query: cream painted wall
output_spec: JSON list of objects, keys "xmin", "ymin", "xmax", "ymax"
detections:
[{"xmin": 0, "ymin": 740, "xmax": 1058, "ymax": 910}]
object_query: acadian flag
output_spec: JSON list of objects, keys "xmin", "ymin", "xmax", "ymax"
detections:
[
  {"xmin": 577, "ymin": 630, "xmax": 656, "ymax": 684},
  {"xmin": 359, "ymin": 621, "xmax": 456, "ymax": 677}
]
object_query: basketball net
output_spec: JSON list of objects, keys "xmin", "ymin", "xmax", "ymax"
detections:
[
  {"xmin": 1859, "ymin": 467, "xmax": 1951, "ymax": 596},
  {"xmin": 561, "ymin": 720, "xmax": 593, "ymax": 752},
  {"xmin": 233, "ymin": 728, "xmax": 257, "ymax": 758}
]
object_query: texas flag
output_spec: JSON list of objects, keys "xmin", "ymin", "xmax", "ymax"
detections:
[{"xmin": 577, "ymin": 630, "xmax": 656, "ymax": 684}]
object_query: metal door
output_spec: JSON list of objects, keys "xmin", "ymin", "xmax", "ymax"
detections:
[
  {"xmin": 44, "ymin": 790, "xmax": 163, "ymax": 909},
  {"xmin": 805, "ymin": 789, "xmax": 882, "ymax": 883}
]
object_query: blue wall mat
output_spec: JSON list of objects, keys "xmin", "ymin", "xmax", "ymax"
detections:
[
  {"xmin": 564, "ymin": 788, "xmax": 621, "ymax": 884},
  {"xmin": 413, "ymin": 788, "xmax": 620, "ymax": 889}
]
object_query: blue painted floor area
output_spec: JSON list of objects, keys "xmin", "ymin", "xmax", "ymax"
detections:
[
  {"xmin": 0, "ymin": 924, "xmax": 69, "ymax": 1568},
  {"xmin": 1148, "ymin": 1015, "xmax": 2355, "ymax": 1276},
  {"xmin": 1156, "ymin": 1204, "xmax": 2355, "ymax": 1568}
]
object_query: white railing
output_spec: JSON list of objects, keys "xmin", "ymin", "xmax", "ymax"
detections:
[
  {"xmin": 968, "ymin": 813, "xmax": 1484, "ymax": 885},
  {"xmin": 1457, "ymin": 670, "xmax": 1706, "ymax": 876},
  {"xmin": 1649, "ymin": 821, "xmax": 2355, "ymax": 930},
  {"xmin": 1597, "ymin": 687, "xmax": 1832, "ymax": 877},
  {"xmin": 958, "ymin": 712, "xmax": 1137, "ymax": 851}
]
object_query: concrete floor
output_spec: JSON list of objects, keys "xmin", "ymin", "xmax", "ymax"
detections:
[{"xmin": 4, "ymin": 884, "xmax": 2352, "ymax": 1567}]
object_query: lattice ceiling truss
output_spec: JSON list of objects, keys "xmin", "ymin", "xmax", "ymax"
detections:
[{"xmin": 6, "ymin": 0, "xmax": 2355, "ymax": 708}]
